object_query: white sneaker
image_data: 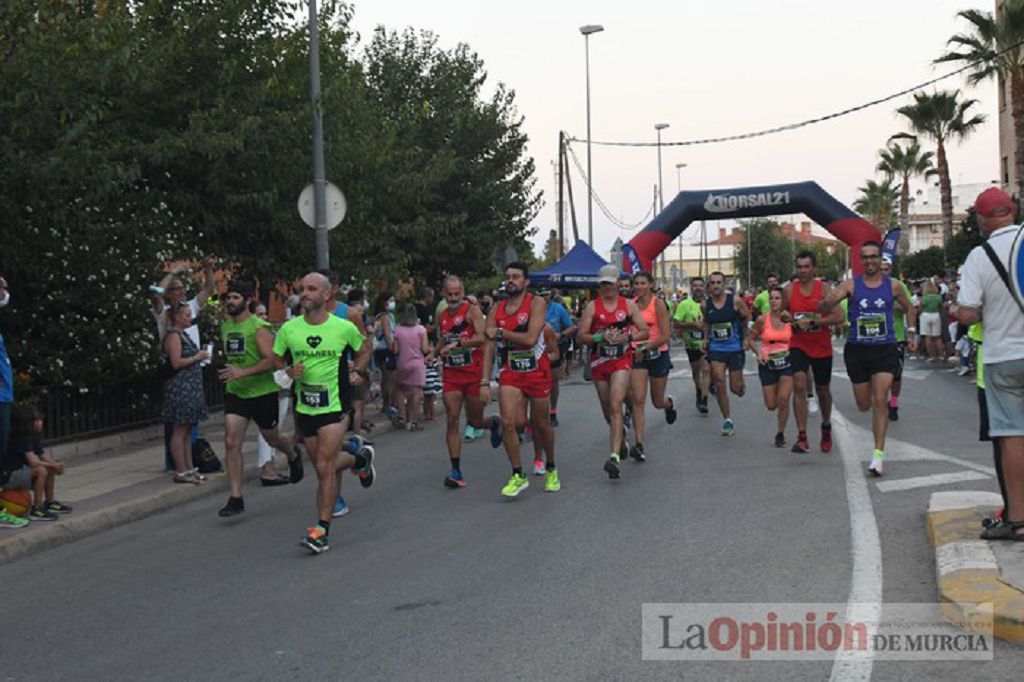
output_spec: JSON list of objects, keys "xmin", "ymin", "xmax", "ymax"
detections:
[
  {"xmin": 957, "ymin": 366, "xmax": 970, "ymax": 376},
  {"xmin": 808, "ymin": 396, "xmax": 820, "ymax": 415},
  {"xmin": 867, "ymin": 457, "xmax": 883, "ymax": 477},
  {"xmin": 533, "ymin": 459, "xmax": 546, "ymax": 476}
]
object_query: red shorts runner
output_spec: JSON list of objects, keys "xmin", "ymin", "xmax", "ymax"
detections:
[
  {"xmin": 591, "ymin": 356, "xmax": 633, "ymax": 382},
  {"xmin": 443, "ymin": 372, "xmax": 482, "ymax": 397},
  {"xmin": 499, "ymin": 367, "xmax": 552, "ymax": 399}
]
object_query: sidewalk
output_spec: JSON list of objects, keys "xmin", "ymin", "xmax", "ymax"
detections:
[{"xmin": 926, "ymin": 490, "xmax": 1024, "ymax": 643}]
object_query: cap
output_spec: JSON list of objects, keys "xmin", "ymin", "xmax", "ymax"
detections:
[
  {"xmin": 974, "ymin": 187, "xmax": 1015, "ymax": 219},
  {"xmin": 597, "ymin": 264, "xmax": 621, "ymax": 284},
  {"xmin": 881, "ymin": 254, "xmax": 893, "ymax": 265},
  {"xmin": 538, "ymin": 287, "xmax": 552, "ymax": 296}
]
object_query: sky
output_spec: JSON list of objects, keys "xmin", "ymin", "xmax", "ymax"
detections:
[{"xmin": 346, "ymin": 0, "xmax": 1000, "ymax": 257}]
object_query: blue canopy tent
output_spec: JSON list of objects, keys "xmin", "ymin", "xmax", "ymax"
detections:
[{"xmin": 531, "ymin": 241, "xmax": 610, "ymax": 287}]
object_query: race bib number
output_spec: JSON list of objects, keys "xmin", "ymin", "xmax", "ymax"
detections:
[
  {"xmin": 225, "ymin": 334, "xmax": 245, "ymax": 356},
  {"xmin": 508, "ymin": 349, "xmax": 537, "ymax": 372},
  {"xmin": 444, "ymin": 348, "xmax": 472, "ymax": 369},
  {"xmin": 767, "ymin": 350, "xmax": 790, "ymax": 371},
  {"xmin": 711, "ymin": 322, "xmax": 733, "ymax": 341},
  {"xmin": 688, "ymin": 329, "xmax": 704, "ymax": 341},
  {"xmin": 299, "ymin": 383, "xmax": 330, "ymax": 409},
  {"xmin": 599, "ymin": 344, "xmax": 625, "ymax": 359},
  {"xmin": 641, "ymin": 348, "xmax": 661, "ymax": 361},
  {"xmin": 857, "ymin": 314, "xmax": 887, "ymax": 340}
]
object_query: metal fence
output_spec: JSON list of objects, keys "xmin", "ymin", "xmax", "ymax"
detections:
[{"xmin": 22, "ymin": 368, "xmax": 225, "ymax": 444}]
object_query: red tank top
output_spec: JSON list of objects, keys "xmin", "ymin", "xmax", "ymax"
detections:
[
  {"xmin": 590, "ymin": 296, "xmax": 631, "ymax": 364},
  {"xmin": 494, "ymin": 293, "xmax": 550, "ymax": 374},
  {"xmin": 438, "ymin": 301, "xmax": 481, "ymax": 376},
  {"xmin": 788, "ymin": 279, "xmax": 832, "ymax": 358}
]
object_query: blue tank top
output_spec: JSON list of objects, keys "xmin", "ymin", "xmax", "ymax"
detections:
[
  {"xmin": 706, "ymin": 293, "xmax": 742, "ymax": 352},
  {"xmin": 332, "ymin": 302, "xmax": 349, "ymax": 320},
  {"xmin": 847, "ymin": 275, "xmax": 896, "ymax": 345}
]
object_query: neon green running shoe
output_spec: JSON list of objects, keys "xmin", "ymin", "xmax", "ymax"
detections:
[
  {"xmin": 0, "ymin": 509, "xmax": 29, "ymax": 529},
  {"xmin": 544, "ymin": 468, "xmax": 560, "ymax": 492},
  {"xmin": 501, "ymin": 473, "xmax": 529, "ymax": 499}
]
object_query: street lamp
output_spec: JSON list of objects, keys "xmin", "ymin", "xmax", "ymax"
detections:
[
  {"xmin": 580, "ymin": 24, "xmax": 604, "ymax": 247},
  {"xmin": 655, "ymin": 122, "xmax": 670, "ymax": 280}
]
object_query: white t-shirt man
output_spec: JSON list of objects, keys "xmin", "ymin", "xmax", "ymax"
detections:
[
  {"xmin": 153, "ymin": 299, "xmax": 202, "ymax": 349},
  {"xmin": 958, "ymin": 224, "xmax": 1024, "ymax": 365}
]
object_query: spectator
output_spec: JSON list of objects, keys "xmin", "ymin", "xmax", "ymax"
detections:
[
  {"xmin": 1, "ymin": 405, "xmax": 72, "ymax": 522},
  {"xmin": 956, "ymin": 187, "xmax": 1024, "ymax": 541},
  {"xmin": 392, "ymin": 304, "xmax": 431, "ymax": 431},
  {"xmin": 919, "ymin": 281, "xmax": 944, "ymax": 363},
  {"xmin": 476, "ymin": 291, "xmax": 494, "ymax": 316},
  {"xmin": 0, "ymin": 275, "xmax": 11, "ymax": 461},
  {"xmin": 372, "ymin": 292, "xmax": 398, "ymax": 417},
  {"xmin": 162, "ymin": 302, "xmax": 211, "ymax": 484},
  {"xmin": 415, "ymin": 287, "xmax": 439, "ymax": 421}
]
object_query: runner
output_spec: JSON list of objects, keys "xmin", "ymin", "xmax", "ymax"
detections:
[
  {"xmin": 746, "ymin": 287, "xmax": 794, "ymax": 447},
  {"xmin": 880, "ymin": 257, "xmax": 913, "ymax": 422},
  {"xmin": 819, "ymin": 241, "xmax": 917, "ymax": 476},
  {"xmin": 628, "ymin": 271, "xmax": 676, "ymax": 463},
  {"xmin": 752, "ymin": 273, "xmax": 779, "ymax": 320},
  {"xmin": 673, "ymin": 276, "xmax": 710, "ymax": 414},
  {"xmin": 578, "ymin": 264, "xmax": 650, "ymax": 479},
  {"xmin": 217, "ymin": 281, "xmax": 303, "ymax": 517},
  {"xmin": 531, "ymin": 323, "xmax": 562, "ymax": 475},
  {"xmin": 480, "ymin": 263, "xmax": 558, "ymax": 498},
  {"xmin": 782, "ymin": 251, "xmax": 842, "ymax": 454},
  {"xmin": 436, "ymin": 274, "xmax": 499, "ymax": 489},
  {"xmin": 540, "ymin": 288, "xmax": 576, "ymax": 427},
  {"xmin": 273, "ymin": 272, "xmax": 375, "ymax": 554},
  {"xmin": 703, "ymin": 271, "xmax": 751, "ymax": 436}
]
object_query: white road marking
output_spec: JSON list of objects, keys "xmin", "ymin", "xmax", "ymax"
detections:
[
  {"xmin": 829, "ymin": 410, "xmax": 881, "ymax": 682},
  {"xmin": 875, "ymin": 471, "xmax": 990, "ymax": 493}
]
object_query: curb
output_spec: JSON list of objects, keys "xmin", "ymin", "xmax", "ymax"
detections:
[{"xmin": 926, "ymin": 490, "xmax": 1024, "ymax": 643}]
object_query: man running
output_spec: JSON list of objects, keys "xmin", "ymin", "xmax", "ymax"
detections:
[
  {"xmin": 752, "ymin": 273, "xmax": 779, "ymax": 320},
  {"xmin": 273, "ymin": 272, "xmax": 375, "ymax": 554},
  {"xmin": 540, "ymin": 288, "xmax": 576, "ymax": 427},
  {"xmin": 880, "ymin": 257, "xmax": 912, "ymax": 422},
  {"xmin": 436, "ymin": 275, "xmax": 499, "ymax": 489},
  {"xmin": 820, "ymin": 242, "xmax": 917, "ymax": 476},
  {"xmin": 628, "ymin": 271, "xmax": 676, "ymax": 463},
  {"xmin": 217, "ymin": 281, "xmax": 303, "ymax": 517},
  {"xmin": 703, "ymin": 271, "xmax": 751, "ymax": 436},
  {"xmin": 578, "ymin": 264, "xmax": 650, "ymax": 479},
  {"xmin": 782, "ymin": 251, "xmax": 842, "ymax": 454},
  {"xmin": 673, "ymin": 276, "xmax": 710, "ymax": 414},
  {"xmin": 480, "ymin": 263, "xmax": 558, "ymax": 498}
]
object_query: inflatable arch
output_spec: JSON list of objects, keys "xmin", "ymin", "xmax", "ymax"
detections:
[{"xmin": 622, "ymin": 181, "xmax": 880, "ymax": 278}]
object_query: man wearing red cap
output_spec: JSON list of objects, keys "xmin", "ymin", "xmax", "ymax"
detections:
[{"xmin": 957, "ymin": 187, "xmax": 1024, "ymax": 541}]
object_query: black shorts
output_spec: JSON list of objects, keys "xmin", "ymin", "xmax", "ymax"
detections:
[
  {"xmin": 789, "ymin": 348, "xmax": 833, "ymax": 386},
  {"xmin": 224, "ymin": 392, "xmax": 279, "ymax": 431},
  {"xmin": 632, "ymin": 349, "xmax": 673, "ymax": 378},
  {"xmin": 758, "ymin": 362, "xmax": 794, "ymax": 386},
  {"xmin": 843, "ymin": 343, "xmax": 899, "ymax": 384},
  {"xmin": 978, "ymin": 387, "xmax": 991, "ymax": 442},
  {"xmin": 685, "ymin": 347, "xmax": 706, "ymax": 364},
  {"xmin": 893, "ymin": 342, "xmax": 906, "ymax": 382},
  {"xmin": 295, "ymin": 411, "xmax": 349, "ymax": 439},
  {"xmin": 708, "ymin": 349, "xmax": 745, "ymax": 371}
]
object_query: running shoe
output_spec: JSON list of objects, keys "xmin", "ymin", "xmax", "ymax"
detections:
[
  {"xmin": 721, "ymin": 419, "xmax": 735, "ymax": 437},
  {"xmin": 44, "ymin": 500, "xmax": 73, "ymax": 514},
  {"xmin": 774, "ymin": 432, "xmax": 786, "ymax": 448},
  {"xmin": 549, "ymin": 412, "xmax": 559, "ymax": 428},
  {"xmin": 501, "ymin": 473, "xmax": 529, "ymax": 498},
  {"xmin": 218, "ymin": 497, "xmax": 245, "ymax": 517},
  {"xmin": 464, "ymin": 425, "xmax": 481, "ymax": 441},
  {"xmin": 808, "ymin": 395, "xmax": 820, "ymax": 415},
  {"xmin": 444, "ymin": 470, "xmax": 466, "ymax": 489},
  {"xmin": 698, "ymin": 395, "xmax": 709, "ymax": 415},
  {"xmin": 489, "ymin": 416, "xmax": 503, "ymax": 449},
  {"xmin": 888, "ymin": 405, "xmax": 899, "ymax": 422},
  {"xmin": 544, "ymin": 468, "xmax": 561, "ymax": 492},
  {"xmin": 0, "ymin": 509, "xmax": 28, "ymax": 529},
  {"xmin": 356, "ymin": 445, "xmax": 376, "ymax": 489},
  {"xmin": 604, "ymin": 455, "xmax": 621, "ymax": 479},
  {"xmin": 792, "ymin": 432, "xmax": 809, "ymax": 453},
  {"xmin": 820, "ymin": 424, "xmax": 833, "ymax": 454},
  {"xmin": 300, "ymin": 525, "xmax": 329, "ymax": 554},
  {"xmin": 867, "ymin": 450, "xmax": 884, "ymax": 477},
  {"xmin": 289, "ymin": 443, "xmax": 305, "ymax": 483},
  {"xmin": 957, "ymin": 366, "xmax": 971, "ymax": 376},
  {"xmin": 332, "ymin": 495, "xmax": 350, "ymax": 517},
  {"xmin": 631, "ymin": 443, "xmax": 646, "ymax": 463},
  {"xmin": 665, "ymin": 395, "xmax": 677, "ymax": 424},
  {"xmin": 533, "ymin": 459, "xmax": 546, "ymax": 476},
  {"xmin": 28, "ymin": 506, "xmax": 58, "ymax": 522}
]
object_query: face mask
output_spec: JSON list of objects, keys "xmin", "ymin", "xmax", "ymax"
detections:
[{"xmin": 387, "ymin": 300, "xmax": 396, "ymax": 312}]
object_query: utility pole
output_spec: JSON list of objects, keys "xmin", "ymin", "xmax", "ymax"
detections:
[
  {"xmin": 557, "ymin": 132, "xmax": 565, "ymax": 258},
  {"xmin": 308, "ymin": 0, "xmax": 329, "ymax": 270}
]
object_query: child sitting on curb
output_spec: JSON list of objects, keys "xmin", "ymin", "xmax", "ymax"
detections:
[{"xmin": 1, "ymin": 405, "xmax": 73, "ymax": 522}]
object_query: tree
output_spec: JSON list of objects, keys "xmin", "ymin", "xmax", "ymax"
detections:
[
  {"xmin": 876, "ymin": 138, "xmax": 935, "ymax": 234},
  {"xmin": 732, "ymin": 219, "xmax": 794, "ymax": 288},
  {"xmin": 946, "ymin": 207, "xmax": 985, "ymax": 269},
  {"xmin": 809, "ymin": 242, "xmax": 849, "ymax": 282},
  {"xmin": 935, "ymin": 2, "xmax": 1024, "ymax": 199},
  {"xmin": 852, "ymin": 178, "xmax": 900, "ymax": 230},
  {"xmin": 894, "ymin": 90, "xmax": 986, "ymax": 249},
  {"xmin": 901, "ymin": 246, "xmax": 946, "ymax": 280}
]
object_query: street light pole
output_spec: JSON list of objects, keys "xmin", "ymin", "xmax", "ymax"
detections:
[
  {"xmin": 580, "ymin": 24, "xmax": 603, "ymax": 247},
  {"xmin": 675, "ymin": 162, "xmax": 687, "ymax": 282},
  {"xmin": 308, "ymin": 0, "xmax": 329, "ymax": 270},
  {"xmin": 655, "ymin": 122, "xmax": 669, "ymax": 282}
]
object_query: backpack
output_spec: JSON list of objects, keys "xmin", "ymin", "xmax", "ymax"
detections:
[{"xmin": 192, "ymin": 437, "xmax": 222, "ymax": 474}]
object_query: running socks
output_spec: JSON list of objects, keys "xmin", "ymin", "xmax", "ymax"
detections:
[
  {"xmin": 610, "ymin": 453, "xmax": 621, "ymax": 463},
  {"xmin": 318, "ymin": 520, "xmax": 330, "ymax": 536},
  {"xmin": 889, "ymin": 396, "xmax": 899, "ymax": 408},
  {"xmin": 513, "ymin": 466, "xmax": 523, "ymax": 477},
  {"xmin": 873, "ymin": 449, "xmax": 884, "ymax": 460},
  {"xmin": 451, "ymin": 457, "xmax": 461, "ymax": 473}
]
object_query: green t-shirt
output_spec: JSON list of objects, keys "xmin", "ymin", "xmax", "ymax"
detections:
[
  {"xmin": 921, "ymin": 293, "xmax": 942, "ymax": 314},
  {"xmin": 673, "ymin": 298, "xmax": 704, "ymax": 349},
  {"xmin": 839, "ymin": 298, "xmax": 849, "ymax": 326},
  {"xmin": 892, "ymin": 279, "xmax": 911, "ymax": 343},
  {"xmin": 273, "ymin": 315, "xmax": 363, "ymax": 415},
  {"xmin": 222, "ymin": 315, "xmax": 279, "ymax": 398},
  {"xmin": 969, "ymin": 323, "xmax": 984, "ymax": 389},
  {"xmin": 753, "ymin": 290, "xmax": 771, "ymax": 315}
]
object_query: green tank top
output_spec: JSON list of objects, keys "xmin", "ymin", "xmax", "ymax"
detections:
[{"xmin": 221, "ymin": 315, "xmax": 279, "ymax": 398}]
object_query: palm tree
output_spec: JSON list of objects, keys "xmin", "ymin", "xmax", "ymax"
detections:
[
  {"xmin": 852, "ymin": 177, "xmax": 900, "ymax": 231},
  {"xmin": 935, "ymin": 3, "xmax": 1024, "ymax": 198},
  {"xmin": 894, "ymin": 90, "xmax": 986, "ymax": 247},
  {"xmin": 876, "ymin": 138, "xmax": 935, "ymax": 246}
]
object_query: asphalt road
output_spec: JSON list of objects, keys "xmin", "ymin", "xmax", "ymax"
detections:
[{"xmin": 1, "ymin": 347, "xmax": 1020, "ymax": 680}]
